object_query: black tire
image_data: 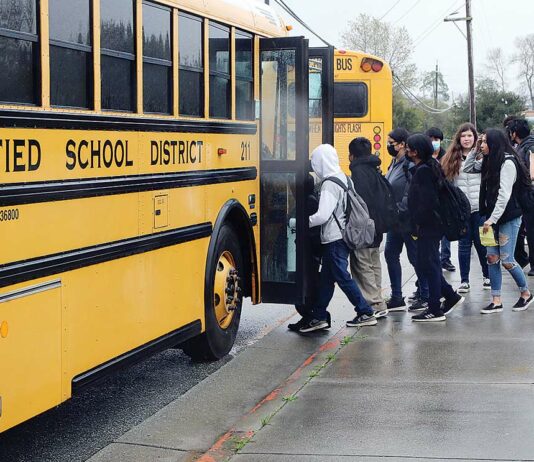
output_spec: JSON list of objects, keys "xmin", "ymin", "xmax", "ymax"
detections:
[{"xmin": 182, "ymin": 224, "xmax": 243, "ymax": 361}]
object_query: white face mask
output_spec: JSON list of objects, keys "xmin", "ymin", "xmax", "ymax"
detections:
[{"xmin": 432, "ymin": 140, "xmax": 441, "ymax": 151}]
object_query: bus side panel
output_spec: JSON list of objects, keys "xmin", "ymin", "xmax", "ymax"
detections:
[
  {"xmin": 0, "ymin": 286, "xmax": 62, "ymax": 432},
  {"xmin": 62, "ymin": 238, "xmax": 208, "ymax": 398}
]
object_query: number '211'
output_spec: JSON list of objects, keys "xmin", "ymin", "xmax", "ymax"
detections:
[{"xmin": 241, "ymin": 141, "xmax": 251, "ymax": 161}]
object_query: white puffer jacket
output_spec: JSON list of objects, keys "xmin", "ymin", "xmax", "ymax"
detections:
[{"xmin": 455, "ymin": 157, "xmax": 481, "ymax": 213}]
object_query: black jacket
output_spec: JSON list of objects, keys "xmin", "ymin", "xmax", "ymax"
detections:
[
  {"xmin": 349, "ymin": 154, "xmax": 385, "ymax": 247},
  {"xmin": 518, "ymin": 135, "xmax": 534, "ymax": 170},
  {"xmin": 385, "ymin": 155, "xmax": 413, "ymax": 233},
  {"xmin": 408, "ymin": 160, "xmax": 443, "ymax": 237}
]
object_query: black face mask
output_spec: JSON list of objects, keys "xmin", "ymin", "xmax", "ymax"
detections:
[{"xmin": 387, "ymin": 144, "xmax": 397, "ymax": 156}]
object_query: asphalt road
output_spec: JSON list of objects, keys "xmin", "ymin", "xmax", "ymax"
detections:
[{"xmin": 0, "ymin": 301, "xmax": 296, "ymax": 462}]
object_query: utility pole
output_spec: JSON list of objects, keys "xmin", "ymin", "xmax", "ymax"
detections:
[
  {"xmin": 465, "ymin": 0, "xmax": 476, "ymax": 126},
  {"xmin": 434, "ymin": 62, "xmax": 439, "ymax": 109},
  {"xmin": 444, "ymin": 0, "xmax": 476, "ymax": 126}
]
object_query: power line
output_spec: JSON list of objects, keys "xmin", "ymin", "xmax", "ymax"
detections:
[
  {"xmin": 273, "ymin": 0, "xmax": 333, "ymax": 47},
  {"xmin": 391, "ymin": 0, "xmax": 423, "ymax": 25},
  {"xmin": 394, "ymin": 75, "xmax": 455, "ymax": 114},
  {"xmin": 379, "ymin": 0, "xmax": 403, "ymax": 21},
  {"xmin": 412, "ymin": 0, "xmax": 464, "ymax": 48}
]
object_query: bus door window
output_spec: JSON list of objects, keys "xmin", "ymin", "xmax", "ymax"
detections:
[
  {"xmin": 309, "ymin": 57, "xmax": 323, "ymax": 153},
  {"xmin": 260, "ymin": 49, "xmax": 298, "ymax": 282}
]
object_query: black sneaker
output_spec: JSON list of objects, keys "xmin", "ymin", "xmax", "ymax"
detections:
[
  {"xmin": 528, "ymin": 269, "xmax": 534, "ymax": 277},
  {"xmin": 512, "ymin": 294, "xmax": 534, "ymax": 312},
  {"xmin": 480, "ymin": 303, "xmax": 503, "ymax": 314},
  {"xmin": 442, "ymin": 261, "xmax": 456, "ymax": 272},
  {"xmin": 346, "ymin": 313, "xmax": 377, "ymax": 327},
  {"xmin": 442, "ymin": 293, "xmax": 465, "ymax": 315},
  {"xmin": 408, "ymin": 298, "xmax": 429, "ymax": 312},
  {"xmin": 387, "ymin": 297, "xmax": 406, "ymax": 312},
  {"xmin": 412, "ymin": 309, "xmax": 446, "ymax": 322},
  {"xmin": 373, "ymin": 308, "xmax": 389, "ymax": 319},
  {"xmin": 288, "ymin": 317, "xmax": 308, "ymax": 332},
  {"xmin": 408, "ymin": 290, "xmax": 420, "ymax": 303},
  {"xmin": 299, "ymin": 318, "xmax": 329, "ymax": 333}
]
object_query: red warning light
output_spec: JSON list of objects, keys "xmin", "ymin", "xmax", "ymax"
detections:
[
  {"xmin": 374, "ymin": 143, "xmax": 381, "ymax": 150},
  {"xmin": 374, "ymin": 134, "xmax": 381, "ymax": 142}
]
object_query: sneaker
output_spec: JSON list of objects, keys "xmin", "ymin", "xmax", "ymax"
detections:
[
  {"xmin": 480, "ymin": 303, "xmax": 503, "ymax": 314},
  {"xmin": 387, "ymin": 297, "xmax": 406, "ymax": 312},
  {"xmin": 299, "ymin": 318, "xmax": 329, "ymax": 333},
  {"xmin": 442, "ymin": 261, "xmax": 456, "ymax": 272},
  {"xmin": 408, "ymin": 298, "xmax": 429, "ymax": 312},
  {"xmin": 528, "ymin": 269, "xmax": 534, "ymax": 277},
  {"xmin": 483, "ymin": 278, "xmax": 491, "ymax": 290},
  {"xmin": 408, "ymin": 290, "xmax": 420, "ymax": 303},
  {"xmin": 512, "ymin": 294, "xmax": 534, "ymax": 312},
  {"xmin": 373, "ymin": 309, "xmax": 389, "ymax": 319},
  {"xmin": 288, "ymin": 316, "xmax": 308, "ymax": 332},
  {"xmin": 412, "ymin": 309, "xmax": 446, "ymax": 322},
  {"xmin": 442, "ymin": 293, "xmax": 465, "ymax": 315},
  {"xmin": 346, "ymin": 313, "xmax": 378, "ymax": 327},
  {"xmin": 457, "ymin": 282, "xmax": 470, "ymax": 294}
]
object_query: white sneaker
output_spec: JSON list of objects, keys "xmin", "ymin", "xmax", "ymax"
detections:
[
  {"xmin": 457, "ymin": 282, "xmax": 470, "ymax": 294},
  {"xmin": 483, "ymin": 278, "xmax": 491, "ymax": 290}
]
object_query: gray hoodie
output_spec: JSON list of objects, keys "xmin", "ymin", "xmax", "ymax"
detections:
[{"xmin": 309, "ymin": 144, "xmax": 349, "ymax": 244}]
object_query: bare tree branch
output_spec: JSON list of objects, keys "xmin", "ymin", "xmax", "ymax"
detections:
[{"xmin": 513, "ymin": 34, "xmax": 534, "ymax": 109}]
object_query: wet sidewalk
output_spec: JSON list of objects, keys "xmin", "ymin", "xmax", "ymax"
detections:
[{"xmin": 88, "ymin": 253, "xmax": 534, "ymax": 462}]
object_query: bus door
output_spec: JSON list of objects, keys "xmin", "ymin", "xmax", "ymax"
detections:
[
  {"xmin": 309, "ymin": 46, "xmax": 335, "ymax": 149},
  {"xmin": 260, "ymin": 37, "xmax": 309, "ymax": 304}
]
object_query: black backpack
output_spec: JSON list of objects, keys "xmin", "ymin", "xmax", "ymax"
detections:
[
  {"xmin": 439, "ymin": 179, "xmax": 471, "ymax": 241},
  {"xmin": 374, "ymin": 175, "xmax": 399, "ymax": 234}
]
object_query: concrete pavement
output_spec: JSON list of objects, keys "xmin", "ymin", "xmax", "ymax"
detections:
[{"xmin": 88, "ymin": 253, "xmax": 534, "ymax": 462}]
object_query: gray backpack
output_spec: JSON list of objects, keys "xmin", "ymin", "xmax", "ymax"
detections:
[{"xmin": 323, "ymin": 175, "xmax": 376, "ymax": 250}]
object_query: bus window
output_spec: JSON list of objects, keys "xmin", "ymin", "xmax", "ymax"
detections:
[
  {"xmin": 209, "ymin": 21, "xmax": 230, "ymax": 119},
  {"xmin": 49, "ymin": 0, "xmax": 92, "ymax": 108},
  {"xmin": 101, "ymin": 0, "xmax": 136, "ymax": 112},
  {"xmin": 309, "ymin": 58, "xmax": 323, "ymax": 152},
  {"xmin": 142, "ymin": 1, "xmax": 172, "ymax": 114},
  {"xmin": 0, "ymin": 0, "xmax": 39, "ymax": 105},
  {"xmin": 333, "ymin": 82, "xmax": 368, "ymax": 118},
  {"xmin": 179, "ymin": 12, "xmax": 203, "ymax": 117},
  {"xmin": 235, "ymin": 30, "xmax": 253, "ymax": 121}
]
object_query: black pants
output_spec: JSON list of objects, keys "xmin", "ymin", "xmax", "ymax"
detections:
[
  {"xmin": 416, "ymin": 234, "xmax": 456, "ymax": 315},
  {"xmin": 515, "ymin": 212, "xmax": 534, "ymax": 269}
]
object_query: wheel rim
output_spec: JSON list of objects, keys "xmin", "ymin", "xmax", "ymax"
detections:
[{"xmin": 213, "ymin": 250, "xmax": 241, "ymax": 329}]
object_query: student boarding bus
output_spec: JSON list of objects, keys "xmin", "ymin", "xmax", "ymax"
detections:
[{"xmin": 0, "ymin": 0, "xmax": 391, "ymax": 432}]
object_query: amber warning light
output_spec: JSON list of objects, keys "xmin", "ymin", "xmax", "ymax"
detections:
[{"xmin": 361, "ymin": 57, "xmax": 383, "ymax": 73}]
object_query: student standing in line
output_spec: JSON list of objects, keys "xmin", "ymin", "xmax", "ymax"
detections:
[
  {"xmin": 299, "ymin": 144, "xmax": 377, "ymax": 333},
  {"xmin": 426, "ymin": 127, "xmax": 455, "ymax": 272},
  {"xmin": 506, "ymin": 118, "xmax": 534, "ymax": 275},
  {"xmin": 406, "ymin": 133, "xmax": 464, "ymax": 322},
  {"xmin": 348, "ymin": 137, "xmax": 390, "ymax": 318},
  {"xmin": 384, "ymin": 128, "xmax": 429, "ymax": 312},
  {"xmin": 441, "ymin": 123, "xmax": 490, "ymax": 293},
  {"xmin": 464, "ymin": 129, "xmax": 533, "ymax": 313}
]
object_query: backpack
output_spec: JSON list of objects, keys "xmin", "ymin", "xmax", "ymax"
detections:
[
  {"xmin": 438, "ymin": 179, "xmax": 471, "ymax": 241},
  {"xmin": 505, "ymin": 154, "xmax": 534, "ymax": 213},
  {"xmin": 374, "ymin": 175, "xmax": 399, "ymax": 234},
  {"xmin": 323, "ymin": 175, "xmax": 376, "ymax": 250}
]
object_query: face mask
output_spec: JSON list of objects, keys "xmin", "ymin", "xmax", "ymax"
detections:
[
  {"xmin": 432, "ymin": 140, "xmax": 441, "ymax": 151},
  {"xmin": 387, "ymin": 144, "xmax": 397, "ymax": 156}
]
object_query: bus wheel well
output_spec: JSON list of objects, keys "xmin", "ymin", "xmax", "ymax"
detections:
[{"xmin": 224, "ymin": 205, "xmax": 257, "ymax": 301}]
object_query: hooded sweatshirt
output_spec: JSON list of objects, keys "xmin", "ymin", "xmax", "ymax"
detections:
[{"xmin": 309, "ymin": 144, "xmax": 349, "ymax": 244}]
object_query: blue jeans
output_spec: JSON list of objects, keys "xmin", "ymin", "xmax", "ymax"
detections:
[
  {"xmin": 385, "ymin": 231, "xmax": 429, "ymax": 301},
  {"xmin": 440, "ymin": 237, "xmax": 452, "ymax": 264},
  {"xmin": 313, "ymin": 239, "xmax": 373, "ymax": 320},
  {"xmin": 458, "ymin": 212, "xmax": 489, "ymax": 283},
  {"xmin": 417, "ymin": 235, "xmax": 457, "ymax": 314},
  {"xmin": 487, "ymin": 216, "xmax": 528, "ymax": 297}
]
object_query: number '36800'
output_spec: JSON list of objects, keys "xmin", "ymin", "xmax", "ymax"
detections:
[{"xmin": 0, "ymin": 209, "xmax": 19, "ymax": 222}]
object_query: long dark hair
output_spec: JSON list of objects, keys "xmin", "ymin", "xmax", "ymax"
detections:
[
  {"xmin": 441, "ymin": 122, "xmax": 477, "ymax": 180},
  {"xmin": 482, "ymin": 128, "xmax": 530, "ymax": 200},
  {"xmin": 407, "ymin": 133, "xmax": 445, "ymax": 185}
]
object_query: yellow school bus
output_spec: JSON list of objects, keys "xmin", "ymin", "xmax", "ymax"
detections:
[
  {"xmin": 333, "ymin": 50, "xmax": 393, "ymax": 173},
  {"xmin": 0, "ymin": 0, "xmax": 391, "ymax": 433}
]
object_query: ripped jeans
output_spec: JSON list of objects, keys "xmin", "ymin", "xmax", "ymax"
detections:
[{"xmin": 486, "ymin": 216, "xmax": 528, "ymax": 297}]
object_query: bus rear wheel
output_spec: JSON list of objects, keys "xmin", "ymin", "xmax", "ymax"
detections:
[{"xmin": 182, "ymin": 224, "xmax": 243, "ymax": 361}]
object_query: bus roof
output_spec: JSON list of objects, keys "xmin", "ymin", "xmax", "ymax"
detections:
[{"xmin": 168, "ymin": 0, "xmax": 288, "ymax": 37}]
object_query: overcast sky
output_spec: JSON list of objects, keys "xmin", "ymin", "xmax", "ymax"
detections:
[{"xmin": 275, "ymin": 0, "xmax": 534, "ymax": 100}]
